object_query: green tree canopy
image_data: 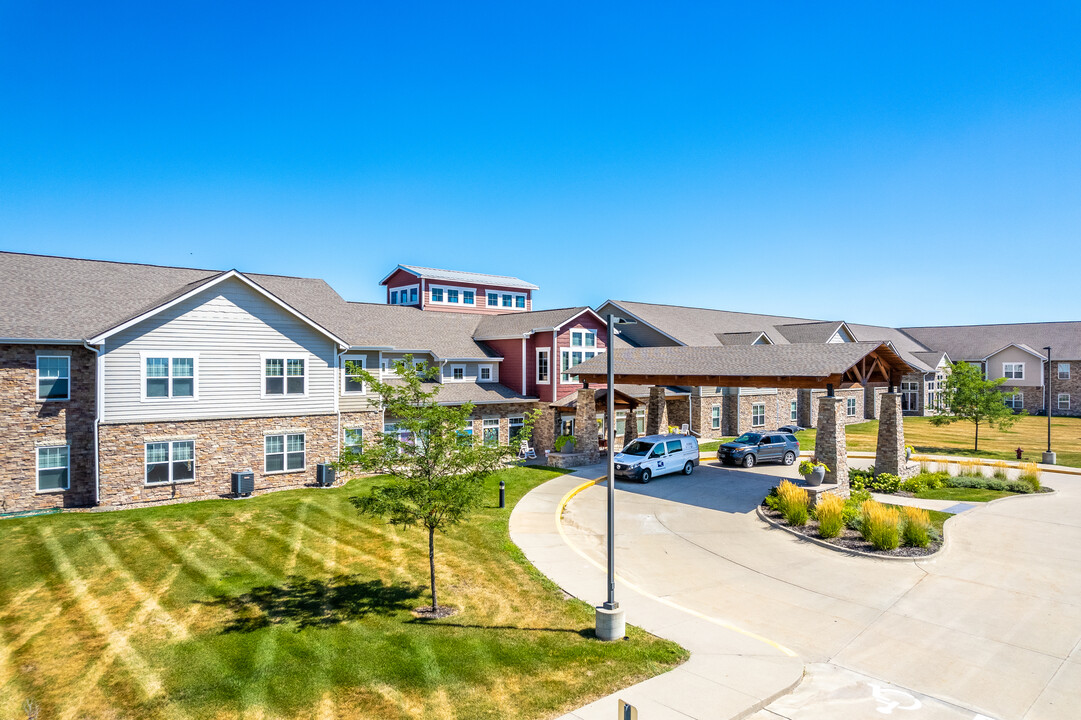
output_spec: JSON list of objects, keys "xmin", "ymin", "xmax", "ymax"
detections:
[
  {"xmin": 930, "ymin": 361, "xmax": 1023, "ymax": 450},
  {"xmin": 335, "ymin": 356, "xmax": 535, "ymax": 611}
]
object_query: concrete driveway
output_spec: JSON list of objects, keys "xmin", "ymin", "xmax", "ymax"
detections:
[{"xmin": 557, "ymin": 460, "xmax": 1081, "ymax": 720}]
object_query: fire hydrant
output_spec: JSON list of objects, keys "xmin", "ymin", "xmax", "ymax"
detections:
[{"xmin": 1016, "ymin": 447, "xmax": 1024, "ymax": 460}]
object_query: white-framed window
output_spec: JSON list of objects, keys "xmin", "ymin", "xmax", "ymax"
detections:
[
  {"xmin": 343, "ymin": 427, "xmax": 364, "ymax": 451},
  {"xmin": 389, "ymin": 290, "xmax": 399, "ymax": 304},
  {"xmin": 445, "ymin": 364, "xmax": 466, "ymax": 382},
  {"xmin": 1059, "ymin": 363, "xmax": 1071, "ymax": 380},
  {"xmin": 262, "ymin": 354, "xmax": 307, "ymax": 396},
  {"xmin": 37, "ymin": 355, "xmax": 70, "ymax": 401},
  {"xmin": 486, "ymin": 291, "xmax": 499, "ymax": 307},
  {"xmin": 429, "ymin": 285, "xmax": 476, "ymax": 305},
  {"xmin": 1058, "ymin": 393, "xmax": 1070, "ymax": 411},
  {"xmin": 751, "ymin": 403, "xmax": 765, "ymax": 427},
  {"xmin": 509, "ymin": 416, "xmax": 525, "ymax": 443},
  {"xmin": 560, "ymin": 348, "xmax": 597, "ymax": 384},
  {"xmin": 390, "ymin": 285, "xmax": 418, "ymax": 305},
  {"xmin": 265, "ymin": 433, "xmax": 305, "ymax": 473},
  {"xmin": 478, "ymin": 364, "xmax": 494, "ymax": 382},
  {"xmin": 711, "ymin": 405, "xmax": 721, "ymax": 429},
  {"xmin": 536, "ymin": 348, "xmax": 550, "ymax": 384},
  {"xmin": 570, "ymin": 330, "xmax": 596, "ymax": 348},
  {"xmin": 142, "ymin": 353, "xmax": 197, "ymax": 400},
  {"xmin": 1003, "ymin": 363, "xmax": 1025, "ymax": 380},
  {"xmin": 847, "ymin": 397, "xmax": 857, "ymax": 417},
  {"xmin": 36, "ymin": 445, "xmax": 69, "ymax": 492},
  {"xmin": 482, "ymin": 418, "xmax": 500, "ymax": 446},
  {"xmin": 790, "ymin": 400, "xmax": 798, "ymax": 422},
  {"xmin": 145, "ymin": 440, "xmax": 195, "ymax": 485},
  {"xmin": 1004, "ymin": 393, "xmax": 1023, "ymax": 410},
  {"xmin": 485, "ymin": 290, "xmax": 526, "ymax": 309},
  {"xmin": 343, "ymin": 355, "xmax": 366, "ymax": 394}
]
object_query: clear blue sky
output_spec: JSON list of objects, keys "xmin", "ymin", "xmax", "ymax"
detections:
[{"xmin": 2, "ymin": 2, "xmax": 1079, "ymax": 326}]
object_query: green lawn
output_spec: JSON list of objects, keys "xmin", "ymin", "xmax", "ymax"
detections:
[
  {"xmin": 803, "ymin": 415, "xmax": 1081, "ymax": 469},
  {"xmin": 913, "ymin": 487, "xmax": 1015, "ymax": 503},
  {"xmin": 0, "ymin": 467, "xmax": 686, "ymax": 720}
]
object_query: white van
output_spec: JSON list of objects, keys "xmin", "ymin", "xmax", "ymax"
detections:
[{"xmin": 613, "ymin": 433, "xmax": 700, "ymax": 483}]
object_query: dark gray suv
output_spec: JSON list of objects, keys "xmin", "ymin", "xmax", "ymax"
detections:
[{"xmin": 717, "ymin": 432, "xmax": 800, "ymax": 468}]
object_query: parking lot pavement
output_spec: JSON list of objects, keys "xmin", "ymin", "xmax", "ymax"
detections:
[{"xmin": 555, "ymin": 460, "xmax": 1081, "ymax": 720}]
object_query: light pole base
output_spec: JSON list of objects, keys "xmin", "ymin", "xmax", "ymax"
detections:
[
  {"xmin": 1042, "ymin": 451, "xmax": 1056, "ymax": 465},
  {"xmin": 595, "ymin": 606, "xmax": 626, "ymax": 641}
]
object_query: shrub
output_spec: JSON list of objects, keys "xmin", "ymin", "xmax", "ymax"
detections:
[
  {"xmin": 1019, "ymin": 462, "xmax": 1041, "ymax": 492},
  {"xmin": 860, "ymin": 501, "xmax": 902, "ymax": 550},
  {"xmin": 900, "ymin": 506, "xmax": 932, "ymax": 548},
  {"xmin": 869, "ymin": 472, "xmax": 901, "ymax": 493},
  {"xmin": 763, "ymin": 487, "xmax": 780, "ymax": 512},
  {"xmin": 776, "ymin": 480, "xmax": 809, "ymax": 526},
  {"xmin": 1006, "ymin": 480, "xmax": 1033, "ymax": 494},
  {"xmin": 899, "ymin": 477, "xmax": 925, "ymax": 494},
  {"xmin": 799, "ymin": 460, "xmax": 830, "ymax": 476},
  {"xmin": 985, "ymin": 479, "xmax": 1008, "ymax": 491},
  {"xmin": 848, "ymin": 467, "xmax": 873, "ymax": 491},
  {"xmin": 923, "ymin": 472, "xmax": 948, "ymax": 490},
  {"xmin": 992, "ymin": 461, "xmax": 1010, "ymax": 480},
  {"xmin": 814, "ymin": 493, "xmax": 845, "ymax": 539},
  {"xmin": 843, "ymin": 489, "xmax": 871, "ymax": 529},
  {"xmin": 947, "ymin": 476, "xmax": 989, "ymax": 490}
]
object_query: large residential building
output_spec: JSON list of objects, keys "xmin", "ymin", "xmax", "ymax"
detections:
[{"xmin": 2, "ymin": 250, "xmax": 1078, "ymax": 515}]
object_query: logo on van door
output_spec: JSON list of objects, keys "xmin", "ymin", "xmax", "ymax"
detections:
[{"xmin": 657, "ymin": 461, "xmax": 664, "ymax": 468}]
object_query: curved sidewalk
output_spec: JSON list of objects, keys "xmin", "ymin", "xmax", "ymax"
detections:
[{"xmin": 509, "ymin": 466, "xmax": 805, "ymax": 720}]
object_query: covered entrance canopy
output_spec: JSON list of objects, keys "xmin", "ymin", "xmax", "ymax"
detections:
[{"xmin": 573, "ymin": 342, "xmax": 919, "ymax": 487}]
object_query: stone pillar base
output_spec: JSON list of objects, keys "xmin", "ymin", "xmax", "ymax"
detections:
[
  {"xmin": 815, "ymin": 396, "xmax": 849, "ymax": 494},
  {"xmin": 645, "ymin": 386, "xmax": 668, "ymax": 435},
  {"xmin": 595, "ymin": 606, "xmax": 626, "ymax": 641}
]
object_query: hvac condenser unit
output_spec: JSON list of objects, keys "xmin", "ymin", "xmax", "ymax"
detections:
[
  {"xmin": 316, "ymin": 463, "xmax": 336, "ymax": 487},
  {"xmin": 231, "ymin": 471, "xmax": 255, "ymax": 497}
]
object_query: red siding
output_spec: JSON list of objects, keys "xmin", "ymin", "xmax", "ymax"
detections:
[
  {"xmin": 525, "ymin": 335, "xmax": 554, "ymax": 399},
  {"xmin": 554, "ymin": 313, "xmax": 608, "ymax": 401},
  {"xmin": 421, "ymin": 279, "xmax": 532, "ymax": 315},
  {"xmin": 484, "ymin": 338, "xmax": 526, "ymax": 394}
]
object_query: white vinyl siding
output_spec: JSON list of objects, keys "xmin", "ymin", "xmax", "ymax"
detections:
[{"xmin": 101, "ymin": 277, "xmax": 338, "ymax": 422}]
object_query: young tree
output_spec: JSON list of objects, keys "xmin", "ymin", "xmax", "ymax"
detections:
[
  {"xmin": 336, "ymin": 356, "xmax": 534, "ymax": 612},
  {"xmin": 930, "ymin": 361, "xmax": 1022, "ymax": 450}
]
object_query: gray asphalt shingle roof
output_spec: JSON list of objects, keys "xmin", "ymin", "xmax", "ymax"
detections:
[
  {"xmin": 387, "ymin": 264, "xmax": 539, "ymax": 290},
  {"xmin": 902, "ymin": 323, "xmax": 1081, "ymax": 361},
  {"xmin": 473, "ymin": 307, "xmax": 592, "ymax": 339},
  {"xmin": 336, "ymin": 303, "xmax": 497, "ymax": 358}
]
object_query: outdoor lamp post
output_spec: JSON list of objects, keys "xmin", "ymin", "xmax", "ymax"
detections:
[
  {"xmin": 1043, "ymin": 346, "xmax": 1055, "ymax": 465},
  {"xmin": 595, "ymin": 313, "xmax": 635, "ymax": 641}
]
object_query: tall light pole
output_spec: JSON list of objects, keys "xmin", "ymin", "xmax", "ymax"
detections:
[
  {"xmin": 596, "ymin": 313, "xmax": 634, "ymax": 641},
  {"xmin": 1043, "ymin": 346, "xmax": 1055, "ymax": 465}
]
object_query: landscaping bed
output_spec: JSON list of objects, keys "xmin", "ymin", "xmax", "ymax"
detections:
[{"xmin": 760, "ymin": 503, "xmax": 945, "ymax": 558}]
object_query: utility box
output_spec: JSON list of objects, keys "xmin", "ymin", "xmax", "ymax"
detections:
[
  {"xmin": 316, "ymin": 463, "xmax": 336, "ymax": 487},
  {"xmin": 231, "ymin": 471, "xmax": 254, "ymax": 497}
]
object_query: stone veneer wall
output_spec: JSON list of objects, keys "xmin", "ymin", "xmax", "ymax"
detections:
[
  {"xmin": 1045, "ymin": 362, "xmax": 1081, "ymax": 417},
  {"xmin": 806, "ymin": 387, "xmax": 864, "ymax": 427},
  {"xmin": 572, "ymin": 390, "xmax": 600, "ymax": 462},
  {"xmin": 666, "ymin": 397, "xmax": 690, "ymax": 433},
  {"xmin": 645, "ymin": 387, "xmax": 668, "ymax": 435},
  {"xmin": 731, "ymin": 389, "xmax": 799, "ymax": 434},
  {"xmin": 865, "ymin": 385, "xmax": 887, "ymax": 420},
  {"xmin": 875, "ymin": 393, "xmax": 914, "ymax": 479},
  {"xmin": 814, "ymin": 396, "xmax": 849, "ymax": 498},
  {"xmin": 690, "ymin": 395, "xmax": 727, "ymax": 440},
  {"xmin": 1, "ymin": 344, "xmax": 97, "ymax": 513},
  {"xmin": 97, "ymin": 413, "xmax": 338, "ymax": 507}
]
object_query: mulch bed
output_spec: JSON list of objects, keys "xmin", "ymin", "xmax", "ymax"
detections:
[
  {"xmin": 412, "ymin": 605, "xmax": 459, "ymax": 619},
  {"xmin": 761, "ymin": 505, "xmax": 942, "ymax": 558}
]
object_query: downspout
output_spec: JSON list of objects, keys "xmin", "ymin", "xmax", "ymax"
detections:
[
  {"xmin": 521, "ymin": 337, "xmax": 526, "ymax": 394},
  {"xmin": 83, "ymin": 341, "xmax": 102, "ymax": 505},
  {"xmin": 335, "ymin": 346, "xmax": 346, "ymax": 461},
  {"xmin": 552, "ymin": 330, "xmax": 558, "ymax": 403}
]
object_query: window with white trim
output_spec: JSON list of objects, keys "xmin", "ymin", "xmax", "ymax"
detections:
[
  {"xmin": 343, "ymin": 428, "xmax": 364, "ymax": 451},
  {"xmin": 343, "ymin": 356, "xmax": 366, "ymax": 393},
  {"xmin": 561, "ymin": 348, "xmax": 597, "ymax": 384},
  {"xmin": 751, "ymin": 403, "xmax": 766, "ymax": 427},
  {"xmin": 431, "ymin": 287, "xmax": 443, "ymax": 302},
  {"xmin": 264, "ymin": 356, "xmax": 306, "ymax": 395},
  {"xmin": 847, "ymin": 397, "xmax": 857, "ymax": 417},
  {"xmin": 1004, "ymin": 393, "xmax": 1023, "ymax": 410},
  {"xmin": 1058, "ymin": 393, "xmax": 1070, "ymax": 411},
  {"xmin": 144, "ymin": 355, "xmax": 196, "ymax": 399},
  {"xmin": 37, "ymin": 445, "xmax": 69, "ymax": 491},
  {"xmin": 711, "ymin": 405, "xmax": 721, "ymax": 429},
  {"xmin": 145, "ymin": 441, "xmax": 194, "ymax": 485},
  {"xmin": 265, "ymin": 433, "xmax": 305, "ymax": 473},
  {"xmin": 570, "ymin": 330, "xmax": 596, "ymax": 348},
  {"xmin": 428, "ymin": 285, "xmax": 476, "ymax": 305},
  {"xmin": 445, "ymin": 364, "xmax": 466, "ymax": 382},
  {"xmin": 478, "ymin": 364, "xmax": 493, "ymax": 382},
  {"xmin": 463, "ymin": 290, "xmax": 474, "ymax": 305},
  {"xmin": 509, "ymin": 416, "xmax": 525, "ymax": 442},
  {"xmin": 1003, "ymin": 362, "xmax": 1024, "ymax": 380},
  {"xmin": 536, "ymin": 348, "xmax": 550, "ymax": 384},
  {"xmin": 482, "ymin": 418, "xmax": 500, "ymax": 446},
  {"xmin": 37, "ymin": 355, "xmax": 70, "ymax": 401},
  {"xmin": 1059, "ymin": 363, "xmax": 1071, "ymax": 380},
  {"xmin": 790, "ymin": 400, "xmax": 798, "ymax": 422},
  {"xmin": 486, "ymin": 291, "xmax": 499, "ymax": 307},
  {"xmin": 389, "ymin": 290, "xmax": 399, "ymax": 304}
]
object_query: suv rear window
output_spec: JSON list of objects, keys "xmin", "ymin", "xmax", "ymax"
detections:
[{"xmin": 785, "ymin": 434, "xmax": 798, "ymax": 443}]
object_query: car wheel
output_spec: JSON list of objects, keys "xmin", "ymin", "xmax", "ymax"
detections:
[
  {"xmin": 683, "ymin": 461, "xmax": 693, "ymax": 475},
  {"xmin": 742, "ymin": 454, "xmax": 756, "ymax": 468},
  {"xmin": 640, "ymin": 468, "xmax": 652, "ymax": 484},
  {"xmin": 783, "ymin": 451, "xmax": 796, "ymax": 466}
]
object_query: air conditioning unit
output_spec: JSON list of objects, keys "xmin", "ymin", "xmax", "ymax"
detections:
[
  {"xmin": 231, "ymin": 471, "xmax": 254, "ymax": 497},
  {"xmin": 316, "ymin": 463, "xmax": 336, "ymax": 487}
]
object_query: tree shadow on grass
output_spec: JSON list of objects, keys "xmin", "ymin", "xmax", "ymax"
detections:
[
  {"xmin": 408, "ymin": 620, "xmax": 596, "ymax": 639},
  {"xmin": 200, "ymin": 574, "xmax": 425, "ymax": 633}
]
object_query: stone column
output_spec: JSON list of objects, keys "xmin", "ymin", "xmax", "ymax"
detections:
[
  {"xmin": 532, "ymin": 405, "xmax": 557, "ymax": 455},
  {"xmin": 622, "ymin": 404, "xmax": 639, "ymax": 445},
  {"xmin": 574, "ymin": 388, "xmax": 599, "ymax": 461},
  {"xmin": 875, "ymin": 393, "xmax": 913, "ymax": 478},
  {"xmin": 645, "ymin": 386, "xmax": 668, "ymax": 435},
  {"xmin": 815, "ymin": 396, "xmax": 849, "ymax": 497}
]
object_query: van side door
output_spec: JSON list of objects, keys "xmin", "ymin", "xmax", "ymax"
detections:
[
  {"xmin": 647, "ymin": 442, "xmax": 667, "ymax": 476},
  {"xmin": 665, "ymin": 439, "xmax": 684, "ymax": 470}
]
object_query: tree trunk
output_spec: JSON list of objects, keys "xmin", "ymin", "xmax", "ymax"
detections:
[
  {"xmin": 428, "ymin": 526, "xmax": 437, "ymax": 609},
  {"xmin": 974, "ymin": 420, "xmax": 979, "ymax": 451}
]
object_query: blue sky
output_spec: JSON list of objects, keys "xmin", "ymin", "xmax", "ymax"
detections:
[{"xmin": 2, "ymin": 2, "xmax": 1079, "ymax": 326}]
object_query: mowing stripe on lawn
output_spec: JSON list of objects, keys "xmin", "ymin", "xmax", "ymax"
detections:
[
  {"xmin": 191, "ymin": 524, "xmax": 283, "ymax": 580},
  {"xmin": 37, "ymin": 526, "xmax": 169, "ymax": 703}
]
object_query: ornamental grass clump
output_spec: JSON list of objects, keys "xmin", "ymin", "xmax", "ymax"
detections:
[
  {"xmin": 1019, "ymin": 462, "xmax": 1041, "ymax": 492},
  {"xmin": 814, "ymin": 493, "xmax": 845, "ymax": 539},
  {"xmin": 776, "ymin": 480, "xmax": 809, "ymax": 526},
  {"xmin": 901, "ymin": 506, "xmax": 933, "ymax": 548},
  {"xmin": 860, "ymin": 500, "xmax": 902, "ymax": 550},
  {"xmin": 992, "ymin": 461, "xmax": 1010, "ymax": 480}
]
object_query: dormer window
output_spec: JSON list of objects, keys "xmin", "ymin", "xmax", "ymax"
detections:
[
  {"xmin": 487, "ymin": 292, "xmax": 498, "ymax": 306},
  {"xmin": 479, "ymin": 364, "xmax": 494, "ymax": 382}
]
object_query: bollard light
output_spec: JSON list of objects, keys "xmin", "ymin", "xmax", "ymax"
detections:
[{"xmin": 499, "ymin": 480, "xmax": 505, "ymax": 509}]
